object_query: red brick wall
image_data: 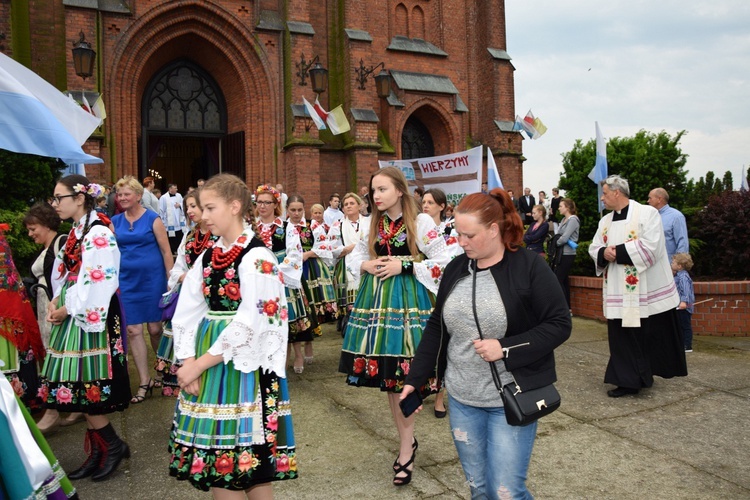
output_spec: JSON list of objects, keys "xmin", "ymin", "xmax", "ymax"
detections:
[
  {"xmin": 570, "ymin": 276, "xmax": 750, "ymax": 336},
  {"xmin": 11, "ymin": 0, "xmax": 525, "ymax": 199}
]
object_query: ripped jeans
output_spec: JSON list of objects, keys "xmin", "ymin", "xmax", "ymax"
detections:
[{"xmin": 448, "ymin": 394, "xmax": 537, "ymax": 500}]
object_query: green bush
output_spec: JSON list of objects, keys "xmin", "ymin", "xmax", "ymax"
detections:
[
  {"xmin": 570, "ymin": 240, "xmax": 595, "ymax": 277},
  {"xmin": 0, "ymin": 150, "xmax": 64, "ymax": 211}
]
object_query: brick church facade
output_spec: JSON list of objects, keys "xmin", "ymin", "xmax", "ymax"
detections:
[{"xmin": 1, "ymin": 0, "xmax": 524, "ymax": 203}]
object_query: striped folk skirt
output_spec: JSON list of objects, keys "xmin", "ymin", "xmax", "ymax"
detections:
[
  {"xmin": 38, "ymin": 283, "xmax": 130, "ymax": 414},
  {"xmin": 339, "ymin": 272, "xmax": 439, "ymax": 394},
  {"xmin": 168, "ymin": 311, "xmax": 297, "ymax": 491},
  {"xmin": 302, "ymin": 257, "xmax": 338, "ymax": 324}
]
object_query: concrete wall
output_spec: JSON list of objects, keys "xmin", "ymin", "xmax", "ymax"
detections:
[{"xmin": 570, "ymin": 276, "xmax": 750, "ymax": 336}]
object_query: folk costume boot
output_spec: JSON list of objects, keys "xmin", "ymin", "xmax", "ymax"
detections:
[
  {"xmin": 91, "ymin": 423, "xmax": 130, "ymax": 481},
  {"xmin": 68, "ymin": 429, "xmax": 103, "ymax": 480}
]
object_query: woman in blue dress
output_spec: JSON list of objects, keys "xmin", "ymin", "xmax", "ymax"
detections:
[
  {"xmin": 339, "ymin": 167, "xmax": 453, "ymax": 486},
  {"xmin": 168, "ymin": 174, "xmax": 297, "ymax": 496},
  {"xmin": 112, "ymin": 176, "xmax": 174, "ymax": 403}
]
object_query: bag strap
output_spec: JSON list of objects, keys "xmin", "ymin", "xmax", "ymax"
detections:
[{"xmin": 470, "ymin": 260, "xmax": 508, "ymax": 394}]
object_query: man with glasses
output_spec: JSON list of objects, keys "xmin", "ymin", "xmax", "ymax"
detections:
[{"xmin": 158, "ymin": 183, "xmax": 186, "ymax": 254}]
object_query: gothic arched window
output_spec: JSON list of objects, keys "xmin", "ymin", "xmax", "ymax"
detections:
[
  {"xmin": 401, "ymin": 116, "xmax": 434, "ymax": 159},
  {"xmin": 143, "ymin": 60, "xmax": 226, "ymax": 133}
]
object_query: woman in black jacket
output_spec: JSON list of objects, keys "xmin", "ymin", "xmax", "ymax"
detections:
[{"xmin": 402, "ymin": 189, "xmax": 571, "ymax": 499}]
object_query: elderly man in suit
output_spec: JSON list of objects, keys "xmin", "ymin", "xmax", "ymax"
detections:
[{"xmin": 517, "ymin": 187, "xmax": 536, "ymax": 225}]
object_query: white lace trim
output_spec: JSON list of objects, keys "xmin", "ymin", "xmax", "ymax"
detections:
[{"xmin": 207, "ymin": 321, "xmax": 288, "ymax": 376}]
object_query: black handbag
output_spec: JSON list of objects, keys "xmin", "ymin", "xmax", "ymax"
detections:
[{"xmin": 470, "ymin": 260, "xmax": 560, "ymax": 426}]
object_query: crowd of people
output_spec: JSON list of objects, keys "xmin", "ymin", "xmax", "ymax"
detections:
[{"xmin": 0, "ymin": 169, "xmax": 696, "ymax": 499}]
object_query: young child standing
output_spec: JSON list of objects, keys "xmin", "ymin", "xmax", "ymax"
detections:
[
  {"xmin": 168, "ymin": 174, "xmax": 297, "ymax": 497},
  {"xmin": 671, "ymin": 253, "xmax": 695, "ymax": 352}
]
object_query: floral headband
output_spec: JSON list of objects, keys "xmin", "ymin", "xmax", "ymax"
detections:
[
  {"xmin": 72, "ymin": 183, "xmax": 103, "ymax": 198},
  {"xmin": 256, "ymin": 185, "xmax": 281, "ymax": 204}
]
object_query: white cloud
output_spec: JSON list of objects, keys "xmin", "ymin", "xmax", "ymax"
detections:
[{"xmin": 506, "ymin": 0, "xmax": 750, "ymax": 193}]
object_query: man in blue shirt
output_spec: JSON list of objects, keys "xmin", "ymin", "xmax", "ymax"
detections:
[{"xmin": 647, "ymin": 188, "xmax": 688, "ymax": 261}]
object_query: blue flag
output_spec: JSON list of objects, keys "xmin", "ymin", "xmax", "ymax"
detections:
[
  {"xmin": 487, "ymin": 147, "xmax": 504, "ymax": 190},
  {"xmin": 588, "ymin": 122, "xmax": 608, "ymax": 213},
  {"xmin": 0, "ymin": 53, "xmax": 103, "ymax": 164}
]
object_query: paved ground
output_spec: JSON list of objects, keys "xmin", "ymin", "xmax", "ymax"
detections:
[{"xmin": 43, "ymin": 318, "xmax": 750, "ymax": 499}]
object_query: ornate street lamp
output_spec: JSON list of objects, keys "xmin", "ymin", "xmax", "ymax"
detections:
[
  {"xmin": 354, "ymin": 59, "xmax": 388, "ymax": 91},
  {"xmin": 308, "ymin": 62, "xmax": 329, "ymax": 94},
  {"xmin": 72, "ymin": 30, "xmax": 96, "ymax": 80},
  {"xmin": 374, "ymin": 69, "xmax": 392, "ymax": 98}
]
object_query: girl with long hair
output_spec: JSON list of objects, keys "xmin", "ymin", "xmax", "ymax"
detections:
[
  {"xmin": 155, "ymin": 189, "xmax": 217, "ymax": 396},
  {"xmin": 339, "ymin": 167, "xmax": 453, "ymax": 486}
]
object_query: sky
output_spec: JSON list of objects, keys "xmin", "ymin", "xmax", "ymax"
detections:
[{"xmin": 504, "ymin": 0, "xmax": 750, "ymax": 195}]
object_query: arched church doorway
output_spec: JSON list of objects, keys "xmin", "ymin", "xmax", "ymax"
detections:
[
  {"xmin": 401, "ymin": 115, "xmax": 435, "ymax": 160},
  {"xmin": 140, "ymin": 59, "xmax": 244, "ymax": 192}
]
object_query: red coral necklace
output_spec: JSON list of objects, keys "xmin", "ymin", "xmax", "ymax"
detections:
[
  {"xmin": 211, "ymin": 244, "xmax": 243, "ymax": 270},
  {"xmin": 191, "ymin": 229, "xmax": 212, "ymax": 255}
]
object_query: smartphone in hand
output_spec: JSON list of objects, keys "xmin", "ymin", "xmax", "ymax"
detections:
[{"xmin": 399, "ymin": 390, "xmax": 423, "ymax": 417}]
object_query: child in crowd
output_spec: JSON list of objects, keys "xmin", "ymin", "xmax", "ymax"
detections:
[
  {"xmin": 95, "ymin": 195, "xmax": 108, "ymax": 214},
  {"xmin": 168, "ymin": 174, "xmax": 297, "ymax": 496},
  {"xmin": 672, "ymin": 253, "xmax": 695, "ymax": 352}
]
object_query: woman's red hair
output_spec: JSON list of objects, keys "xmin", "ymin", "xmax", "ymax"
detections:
[{"xmin": 455, "ymin": 189, "xmax": 524, "ymax": 251}]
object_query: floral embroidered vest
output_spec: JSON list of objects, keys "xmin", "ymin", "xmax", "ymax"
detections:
[
  {"xmin": 296, "ymin": 222, "xmax": 314, "ymax": 252},
  {"xmin": 201, "ymin": 236, "xmax": 266, "ymax": 311},
  {"xmin": 374, "ymin": 214, "xmax": 410, "ymax": 257},
  {"xmin": 184, "ymin": 230, "xmax": 217, "ymax": 268}
]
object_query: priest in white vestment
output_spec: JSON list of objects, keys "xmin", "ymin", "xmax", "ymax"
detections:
[{"xmin": 589, "ymin": 175, "xmax": 687, "ymax": 398}]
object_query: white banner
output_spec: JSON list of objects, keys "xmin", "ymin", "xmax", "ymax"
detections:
[{"xmin": 378, "ymin": 146, "xmax": 482, "ymax": 207}]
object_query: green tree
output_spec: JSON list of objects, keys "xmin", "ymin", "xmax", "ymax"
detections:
[
  {"xmin": 0, "ymin": 150, "xmax": 65, "ymax": 211},
  {"xmin": 558, "ymin": 129, "xmax": 688, "ymax": 242},
  {"xmin": 721, "ymin": 171, "xmax": 734, "ymax": 192},
  {"xmin": 683, "ymin": 170, "xmax": 732, "ymax": 209}
]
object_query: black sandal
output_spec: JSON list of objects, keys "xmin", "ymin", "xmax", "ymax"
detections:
[
  {"xmin": 393, "ymin": 449, "xmax": 416, "ymax": 486},
  {"xmin": 392, "ymin": 437, "xmax": 418, "ymax": 472},
  {"xmin": 130, "ymin": 378, "xmax": 155, "ymax": 404}
]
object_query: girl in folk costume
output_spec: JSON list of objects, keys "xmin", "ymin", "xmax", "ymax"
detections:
[
  {"xmin": 155, "ymin": 190, "xmax": 216, "ymax": 397},
  {"xmin": 339, "ymin": 167, "xmax": 453, "ymax": 486},
  {"xmin": 285, "ymin": 196, "xmax": 328, "ymax": 371},
  {"xmin": 168, "ymin": 174, "xmax": 297, "ymax": 496},
  {"xmin": 253, "ymin": 185, "xmax": 310, "ymax": 375},
  {"xmin": 328, "ymin": 193, "xmax": 370, "ymax": 334},
  {"xmin": 302, "ymin": 202, "xmax": 338, "ymax": 325},
  {"xmin": 39, "ymin": 175, "xmax": 131, "ymax": 482},
  {"xmin": 421, "ymin": 188, "xmax": 463, "ymax": 419}
]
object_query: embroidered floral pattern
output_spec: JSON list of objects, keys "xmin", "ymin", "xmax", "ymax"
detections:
[
  {"xmin": 83, "ymin": 232, "xmax": 116, "ymax": 251},
  {"xmin": 82, "ymin": 264, "xmax": 115, "ymax": 285},
  {"xmin": 168, "ymin": 372, "xmax": 298, "ymax": 489},
  {"xmin": 255, "ymin": 259, "xmax": 279, "ymax": 276},
  {"xmin": 624, "ymin": 266, "xmax": 639, "ymax": 291},
  {"xmin": 256, "ymin": 297, "xmax": 286, "ymax": 325}
]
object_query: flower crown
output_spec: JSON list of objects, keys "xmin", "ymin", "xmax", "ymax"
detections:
[
  {"xmin": 72, "ymin": 183, "xmax": 103, "ymax": 198},
  {"xmin": 256, "ymin": 185, "xmax": 281, "ymax": 204}
]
